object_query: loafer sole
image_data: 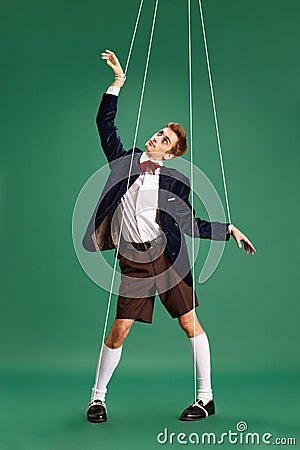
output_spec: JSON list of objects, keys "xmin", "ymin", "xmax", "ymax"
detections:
[
  {"xmin": 180, "ymin": 410, "xmax": 215, "ymax": 421},
  {"xmin": 87, "ymin": 414, "xmax": 107, "ymax": 423}
]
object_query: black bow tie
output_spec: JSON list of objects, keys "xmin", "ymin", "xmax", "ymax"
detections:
[{"xmin": 138, "ymin": 160, "xmax": 161, "ymax": 174}]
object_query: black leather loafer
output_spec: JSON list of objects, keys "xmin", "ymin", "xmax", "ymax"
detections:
[
  {"xmin": 87, "ymin": 399, "xmax": 107, "ymax": 423},
  {"xmin": 180, "ymin": 399, "xmax": 215, "ymax": 421}
]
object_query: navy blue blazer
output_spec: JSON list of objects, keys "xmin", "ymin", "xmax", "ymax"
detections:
[{"xmin": 82, "ymin": 93, "xmax": 230, "ymax": 286}]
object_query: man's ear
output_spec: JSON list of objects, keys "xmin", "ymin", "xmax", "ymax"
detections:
[{"xmin": 164, "ymin": 153, "xmax": 175, "ymax": 160}]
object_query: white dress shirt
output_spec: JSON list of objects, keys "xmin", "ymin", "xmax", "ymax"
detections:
[
  {"xmin": 111, "ymin": 151, "xmax": 164, "ymax": 244},
  {"xmin": 107, "ymin": 86, "xmax": 164, "ymax": 244}
]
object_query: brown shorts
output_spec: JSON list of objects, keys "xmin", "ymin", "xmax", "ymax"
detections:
[{"xmin": 116, "ymin": 244, "xmax": 199, "ymax": 323}]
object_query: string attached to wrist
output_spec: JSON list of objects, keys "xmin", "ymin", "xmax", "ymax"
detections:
[{"xmin": 114, "ymin": 73, "xmax": 126, "ymax": 86}]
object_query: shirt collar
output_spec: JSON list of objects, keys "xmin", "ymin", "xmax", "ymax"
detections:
[{"xmin": 140, "ymin": 151, "xmax": 164, "ymax": 166}]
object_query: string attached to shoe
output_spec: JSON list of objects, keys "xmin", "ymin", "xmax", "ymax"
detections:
[
  {"xmin": 188, "ymin": 0, "xmax": 232, "ymax": 403},
  {"xmin": 92, "ymin": 0, "xmax": 159, "ymax": 402}
]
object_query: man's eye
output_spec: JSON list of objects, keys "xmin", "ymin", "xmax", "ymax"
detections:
[{"xmin": 158, "ymin": 131, "xmax": 162, "ymax": 136}]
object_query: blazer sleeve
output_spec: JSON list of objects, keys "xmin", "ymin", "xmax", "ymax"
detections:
[
  {"xmin": 175, "ymin": 178, "xmax": 230, "ymax": 241},
  {"xmin": 96, "ymin": 93, "xmax": 128, "ymax": 162}
]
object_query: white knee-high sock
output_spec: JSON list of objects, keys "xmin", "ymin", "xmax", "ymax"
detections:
[
  {"xmin": 91, "ymin": 343, "xmax": 122, "ymax": 402},
  {"xmin": 189, "ymin": 332, "xmax": 213, "ymax": 404}
]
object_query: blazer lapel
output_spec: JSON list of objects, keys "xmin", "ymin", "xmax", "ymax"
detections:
[
  {"xmin": 158, "ymin": 165, "xmax": 173, "ymax": 224},
  {"xmin": 159, "ymin": 165, "xmax": 173, "ymax": 194},
  {"xmin": 129, "ymin": 150, "xmax": 143, "ymax": 182}
]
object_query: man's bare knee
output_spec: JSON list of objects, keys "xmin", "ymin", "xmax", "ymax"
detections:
[
  {"xmin": 178, "ymin": 310, "xmax": 204, "ymax": 338},
  {"xmin": 105, "ymin": 319, "xmax": 134, "ymax": 348}
]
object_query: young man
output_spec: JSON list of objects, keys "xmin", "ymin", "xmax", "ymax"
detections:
[{"xmin": 83, "ymin": 50, "xmax": 256, "ymax": 423}]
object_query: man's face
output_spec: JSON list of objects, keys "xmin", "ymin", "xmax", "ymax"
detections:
[{"xmin": 145, "ymin": 127, "xmax": 178, "ymax": 160}]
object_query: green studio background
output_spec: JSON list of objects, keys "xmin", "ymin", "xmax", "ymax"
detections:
[{"xmin": 1, "ymin": 0, "xmax": 299, "ymax": 449}]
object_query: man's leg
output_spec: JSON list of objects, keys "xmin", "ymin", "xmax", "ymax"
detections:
[
  {"xmin": 92, "ymin": 318, "xmax": 134, "ymax": 399},
  {"xmin": 151, "ymin": 249, "xmax": 214, "ymax": 420},
  {"xmin": 178, "ymin": 309, "xmax": 215, "ymax": 421},
  {"xmin": 87, "ymin": 318, "xmax": 134, "ymax": 423}
]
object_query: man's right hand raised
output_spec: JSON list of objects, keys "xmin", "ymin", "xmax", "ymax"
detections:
[{"xmin": 101, "ymin": 49, "xmax": 126, "ymax": 88}]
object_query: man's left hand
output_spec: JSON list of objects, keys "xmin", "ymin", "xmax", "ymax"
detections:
[{"xmin": 231, "ymin": 226, "xmax": 256, "ymax": 255}]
